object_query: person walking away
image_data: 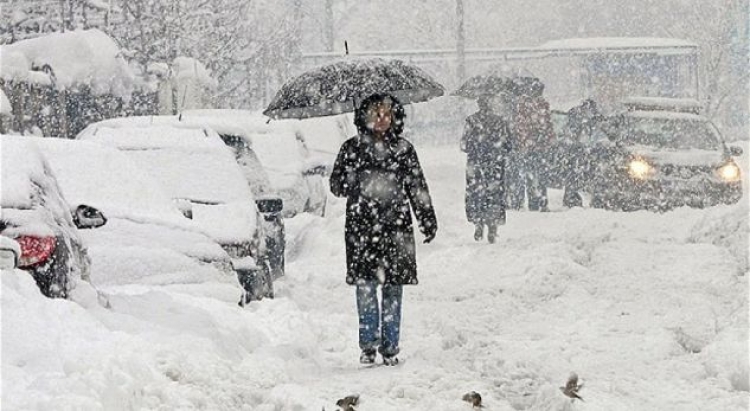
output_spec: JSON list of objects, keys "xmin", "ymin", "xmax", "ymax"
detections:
[
  {"xmin": 460, "ymin": 95, "xmax": 512, "ymax": 243},
  {"xmin": 329, "ymin": 93, "xmax": 438, "ymax": 366},
  {"xmin": 563, "ymin": 99, "xmax": 602, "ymax": 207},
  {"xmin": 507, "ymin": 77, "xmax": 554, "ymax": 211}
]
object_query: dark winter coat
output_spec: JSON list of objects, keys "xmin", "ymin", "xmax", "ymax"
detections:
[
  {"xmin": 330, "ymin": 132, "xmax": 437, "ymax": 285},
  {"xmin": 461, "ymin": 110, "xmax": 512, "ymax": 224}
]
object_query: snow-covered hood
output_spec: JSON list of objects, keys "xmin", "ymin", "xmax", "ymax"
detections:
[{"xmin": 630, "ymin": 146, "xmax": 727, "ymax": 167}]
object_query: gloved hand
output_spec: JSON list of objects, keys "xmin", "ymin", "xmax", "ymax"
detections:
[{"xmin": 423, "ymin": 225, "xmax": 437, "ymax": 244}]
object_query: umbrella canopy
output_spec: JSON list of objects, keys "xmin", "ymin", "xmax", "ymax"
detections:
[
  {"xmin": 452, "ymin": 73, "xmax": 545, "ymax": 99},
  {"xmin": 263, "ymin": 58, "xmax": 445, "ymax": 120},
  {"xmin": 451, "ymin": 74, "xmax": 514, "ymax": 99}
]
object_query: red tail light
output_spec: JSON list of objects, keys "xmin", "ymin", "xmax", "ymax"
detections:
[{"xmin": 16, "ymin": 236, "xmax": 57, "ymax": 268}]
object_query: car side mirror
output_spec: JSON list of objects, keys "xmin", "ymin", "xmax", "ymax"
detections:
[
  {"xmin": 729, "ymin": 145, "xmax": 743, "ymax": 157},
  {"xmin": 256, "ymin": 197, "xmax": 283, "ymax": 215},
  {"xmin": 0, "ymin": 237, "xmax": 20, "ymax": 269},
  {"xmin": 73, "ymin": 204, "xmax": 107, "ymax": 229}
]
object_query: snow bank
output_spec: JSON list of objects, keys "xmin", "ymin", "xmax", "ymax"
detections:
[
  {"xmin": 0, "ymin": 29, "xmax": 136, "ymax": 98},
  {"xmin": 688, "ymin": 206, "xmax": 749, "ymax": 275}
]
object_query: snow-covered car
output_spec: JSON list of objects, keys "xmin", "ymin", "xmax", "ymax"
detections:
[
  {"xmin": 180, "ymin": 110, "xmax": 352, "ymax": 217},
  {"xmin": 77, "ymin": 123, "xmax": 283, "ymax": 301},
  {"xmin": 0, "ymin": 135, "xmax": 92, "ymax": 298},
  {"xmin": 554, "ymin": 103, "xmax": 744, "ymax": 211},
  {"xmin": 30, "ymin": 137, "xmax": 239, "ymax": 288}
]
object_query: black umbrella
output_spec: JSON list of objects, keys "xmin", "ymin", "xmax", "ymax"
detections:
[
  {"xmin": 263, "ymin": 58, "xmax": 445, "ymax": 120},
  {"xmin": 451, "ymin": 74, "xmax": 514, "ymax": 99}
]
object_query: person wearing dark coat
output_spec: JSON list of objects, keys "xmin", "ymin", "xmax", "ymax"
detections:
[
  {"xmin": 563, "ymin": 99, "xmax": 602, "ymax": 207},
  {"xmin": 506, "ymin": 77, "xmax": 554, "ymax": 212},
  {"xmin": 329, "ymin": 93, "xmax": 437, "ymax": 366},
  {"xmin": 461, "ymin": 95, "xmax": 512, "ymax": 243}
]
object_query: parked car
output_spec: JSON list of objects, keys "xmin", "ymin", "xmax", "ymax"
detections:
[
  {"xmin": 30, "ymin": 137, "xmax": 239, "ymax": 288},
  {"xmin": 77, "ymin": 123, "xmax": 284, "ymax": 302},
  {"xmin": 0, "ymin": 135, "xmax": 93, "ymax": 298},
  {"xmin": 546, "ymin": 99, "xmax": 743, "ymax": 211},
  {"xmin": 180, "ymin": 110, "xmax": 349, "ymax": 217}
]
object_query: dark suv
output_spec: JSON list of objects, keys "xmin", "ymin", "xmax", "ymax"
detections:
[{"xmin": 547, "ymin": 99, "xmax": 743, "ymax": 211}]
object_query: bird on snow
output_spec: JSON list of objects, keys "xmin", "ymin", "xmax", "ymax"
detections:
[
  {"xmin": 560, "ymin": 372, "xmax": 584, "ymax": 401},
  {"xmin": 462, "ymin": 391, "xmax": 483, "ymax": 408},
  {"xmin": 336, "ymin": 394, "xmax": 360, "ymax": 411}
]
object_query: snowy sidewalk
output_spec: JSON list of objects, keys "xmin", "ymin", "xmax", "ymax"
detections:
[{"xmin": 3, "ymin": 145, "xmax": 747, "ymax": 411}]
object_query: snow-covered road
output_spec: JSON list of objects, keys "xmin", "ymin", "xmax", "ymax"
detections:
[{"xmin": 3, "ymin": 143, "xmax": 748, "ymax": 411}]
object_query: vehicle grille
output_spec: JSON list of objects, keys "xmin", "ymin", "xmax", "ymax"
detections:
[{"xmin": 659, "ymin": 164, "xmax": 712, "ymax": 179}]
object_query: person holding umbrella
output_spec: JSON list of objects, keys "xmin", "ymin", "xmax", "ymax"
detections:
[
  {"xmin": 460, "ymin": 94, "xmax": 512, "ymax": 243},
  {"xmin": 329, "ymin": 93, "xmax": 438, "ymax": 366}
]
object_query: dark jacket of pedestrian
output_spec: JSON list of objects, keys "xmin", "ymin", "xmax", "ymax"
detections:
[
  {"xmin": 460, "ymin": 98, "xmax": 512, "ymax": 226},
  {"xmin": 330, "ymin": 95, "xmax": 437, "ymax": 286}
]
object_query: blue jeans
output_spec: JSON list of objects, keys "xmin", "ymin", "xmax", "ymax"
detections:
[{"xmin": 356, "ymin": 281, "xmax": 403, "ymax": 357}]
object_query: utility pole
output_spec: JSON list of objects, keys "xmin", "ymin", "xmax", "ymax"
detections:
[
  {"xmin": 456, "ymin": 0, "xmax": 466, "ymax": 84},
  {"xmin": 325, "ymin": 0, "xmax": 334, "ymax": 52}
]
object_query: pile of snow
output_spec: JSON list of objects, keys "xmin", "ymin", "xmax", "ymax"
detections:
[
  {"xmin": 173, "ymin": 56, "xmax": 216, "ymax": 88},
  {"xmin": 0, "ymin": 29, "xmax": 136, "ymax": 98},
  {"xmin": 0, "ymin": 88, "xmax": 11, "ymax": 115},
  {"xmin": 688, "ymin": 206, "xmax": 749, "ymax": 276},
  {"xmin": 32, "ymin": 137, "xmax": 190, "ymax": 226},
  {"xmin": 1, "ymin": 135, "xmax": 50, "ymax": 209},
  {"xmin": 79, "ymin": 123, "xmax": 258, "ymax": 245}
]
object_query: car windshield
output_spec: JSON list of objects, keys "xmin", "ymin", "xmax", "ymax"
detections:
[{"xmin": 619, "ymin": 115, "xmax": 721, "ymax": 150}]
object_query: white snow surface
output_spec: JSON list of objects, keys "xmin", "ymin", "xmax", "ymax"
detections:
[
  {"xmin": 0, "ymin": 88, "xmax": 11, "ymax": 115},
  {"xmin": 79, "ymin": 123, "xmax": 258, "ymax": 245},
  {"xmin": 28, "ymin": 137, "xmax": 234, "ymax": 286},
  {"xmin": 2, "ymin": 135, "xmax": 748, "ymax": 410}
]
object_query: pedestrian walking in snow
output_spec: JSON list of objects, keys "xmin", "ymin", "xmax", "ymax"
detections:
[
  {"xmin": 562, "ymin": 99, "xmax": 602, "ymax": 207},
  {"xmin": 461, "ymin": 95, "xmax": 512, "ymax": 243},
  {"xmin": 329, "ymin": 93, "xmax": 438, "ymax": 366},
  {"xmin": 505, "ymin": 77, "xmax": 554, "ymax": 211}
]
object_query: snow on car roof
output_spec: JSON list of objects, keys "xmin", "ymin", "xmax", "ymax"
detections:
[
  {"xmin": 31, "ymin": 137, "xmax": 191, "ymax": 228},
  {"xmin": 622, "ymin": 97, "xmax": 702, "ymax": 114},
  {"xmin": 78, "ymin": 123, "xmax": 258, "ymax": 244},
  {"xmin": 182, "ymin": 108, "xmax": 351, "ymax": 164},
  {"xmin": 539, "ymin": 37, "xmax": 698, "ymax": 52},
  {"xmin": 79, "ymin": 124, "xmax": 252, "ymax": 204},
  {"xmin": 1, "ymin": 135, "xmax": 49, "ymax": 209},
  {"xmin": 0, "ymin": 29, "xmax": 136, "ymax": 98},
  {"xmin": 625, "ymin": 110, "xmax": 705, "ymax": 122},
  {"xmin": 0, "ymin": 135, "xmax": 69, "ymax": 237}
]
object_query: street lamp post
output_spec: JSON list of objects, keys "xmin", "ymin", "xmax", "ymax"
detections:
[{"xmin": 456, "ymin": 0, "xmax": 466, "ymax": 84}]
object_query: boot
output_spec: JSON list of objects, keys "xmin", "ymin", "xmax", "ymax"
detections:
[
  {"xmin": 382, "ymin": 354, "xmax": 399, "ymax": 366},
  {"xmin": 473, "ymin": 223, "xmax": 483, "ymax": 241},
  {"xmin": 359, "ymin": 349, "xmax": 376, "ymax": 365}
]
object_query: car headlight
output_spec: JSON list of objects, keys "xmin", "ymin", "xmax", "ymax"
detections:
[
  {"xmin": 628, "ymin": 158, "xmax": 653, "ymax": 179},
  {"xmin": 717, "ymin": 162, "xmax": 741, "ymax": 182}
]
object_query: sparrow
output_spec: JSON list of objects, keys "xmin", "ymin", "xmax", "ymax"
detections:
[
  {"xmin": 336, "ymin": 394, "xmax": 360, "ymax": 411},
  {"xmin": 560, "ymin": 372, "xmax": 584, "ymax": 401},
  {"xmin": 462, "ymin": 391, "xmax": 483, "ymax": 408}
]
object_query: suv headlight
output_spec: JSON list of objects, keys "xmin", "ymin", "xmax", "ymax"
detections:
[
  {"xmin": 628, "ymin": 158, "xmax": 653, "ymax": 180},
  {"xmin": 717, "ymin": 162, "xmax": 741, "ymax": 182}
]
